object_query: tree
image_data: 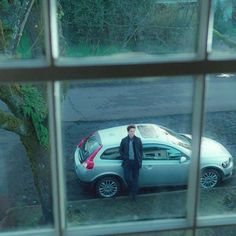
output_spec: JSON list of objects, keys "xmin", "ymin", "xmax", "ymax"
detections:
[
  {"xmin": 60, "ymin": 0, "xmax": 198, "ymax": 55},
  {"xmin": 0, "ymin": 0, "xmax": 53, "ymax": 223}
]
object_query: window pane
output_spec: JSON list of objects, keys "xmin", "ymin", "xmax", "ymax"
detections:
[
  {"xmin": 198, "ymin": 74, "xmax": 236, "ymax": 217},
  {"xmin": 61, "ymin": 77, "xmax": 194, "ymax": 226},
  {"xmin": 59, "ymin": 0, "xmax": 199, "ymax": 58},
  {"xmin": 0, "ymin": 82, "xmax": 53, "ymax": 231},
  {"xmin": 0, "ymin": 1, "xmax": 44, "ymax": 60},
  {"xmin": 211, "ymin": 0, "xmax": 236, "ymax": 56}
]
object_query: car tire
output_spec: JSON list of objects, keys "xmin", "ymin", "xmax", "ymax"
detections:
[
  {"xmin": 95, "ymin": 176, "xmax": 120, "ymax": 198},
  {"xmin": 201, "ymin": 169, "xmax": 221, "ymax": 189}
]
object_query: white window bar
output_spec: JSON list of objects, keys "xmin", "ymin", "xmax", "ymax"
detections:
[
  {"xmin": 0, "ymin": 229, "xmax": 55, "ymax": 236},
  {"xmin": 196, "ymin": 0, "xmax": 212, "ymax": 59},
  {"xmin": 186, "ymin": 75, "xmax": 206, "ymax": 235},
  {"xmin": 43, "ymin": 0, "xmax": 59, "ymax": 65},
  {"xmin": 186, "ymin": 0, "xmax": 211, "ymax": 233},
  {"xmin": 206, "ymin": 0, "xmax": 214, "ymax": 57},
  {"xmin": 197, "ymin": 215, "xmax": 236, "ymax": 228},
  {"xmin": 48, "ymin": 81, "xmax": 66, "ymax": 236}
]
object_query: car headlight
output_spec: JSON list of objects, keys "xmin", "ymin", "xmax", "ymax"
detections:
[{"xmin": 222, "ymin": 158, "xmax": 231, "ymax": 168}]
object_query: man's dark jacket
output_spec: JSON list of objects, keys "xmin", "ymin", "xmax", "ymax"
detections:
[{"xmin": 119, "ymin": 135, "xmax": 143, "ymax": 168}]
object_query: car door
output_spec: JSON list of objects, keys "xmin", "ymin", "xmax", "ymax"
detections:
[{"xmin": 139, "ymin": 144, "xmax": 190, "ymax": 187}]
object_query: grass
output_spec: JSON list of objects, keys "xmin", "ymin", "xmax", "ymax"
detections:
[
  {"xmin": 65, "ymin": 43, "xmax": 127, "ymax": 57},
  {"xmin": 67, "ymin": 186, "xmax": 236, "ymax": 226},
  {"xmin": 1, "ymin": 186, "xmax": 236, "ymax": 230}
]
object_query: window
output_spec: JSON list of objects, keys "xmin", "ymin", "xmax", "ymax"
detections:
[
  {"xmin": 101, "ymin": 148, "xmax": 121, "ymax": 160},
  {"xmin": 0, "ymin": 0, "xmax": 236, "ymax": 236},
  {"xmin": 143, "ymin": 145, "xmax": 183, "ymax": 160}
]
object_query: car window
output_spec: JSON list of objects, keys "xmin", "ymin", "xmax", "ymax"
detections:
[
  {"xmin": 143, "ymin": 145, "xmax": 182, "ymax": 160},
  {"xmin": 80, "ymin": 133, "xmax": 101, "ymax": 162},
  {"xmin": 100, "ymin": 147, "xmax": 121, "ymax": 160}
]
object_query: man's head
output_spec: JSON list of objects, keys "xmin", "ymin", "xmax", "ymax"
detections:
[{"xmin": 127, "ymin": 125, "xmax": 136, "ymax": 139}]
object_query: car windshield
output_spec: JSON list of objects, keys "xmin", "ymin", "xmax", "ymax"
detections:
[
  {"xmin": 159, "ymin": 126, "xmax": 191, "ymax": 150},
  {"xmin": 80, "ymin": 133, "xmax": 101, "ymax": 162}
]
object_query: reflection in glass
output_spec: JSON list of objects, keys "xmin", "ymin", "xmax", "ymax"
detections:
[
  {"xmin": 198, "ymin": 74, "xmax": 236, "ymax": 216},
  {"xmin": 212, "ymin": 0, "xmax": 236, "ymax": 55},
  {"xmin": 61, "ymin": 77, "xmax": 194, "ymax": 226},
  {"xmin": 0, "ymin": 1, "xmax": 44, "ymax": 60},
  {"xmin": 59, "ymin": 0, "xmax": 199, "ymax": 57},
  {"xmin": 0, "ymin": 83, "xmax": 52, "ymax": 230}
]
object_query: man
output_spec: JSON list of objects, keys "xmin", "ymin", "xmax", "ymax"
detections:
[{"xmin": 119, "ymin": 124, "xmax": 143, "ymax": 200}]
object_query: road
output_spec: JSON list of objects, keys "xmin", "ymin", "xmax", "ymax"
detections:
[{"xmin": 61, "ymin": 76, "xmax": 236, "ymax": 122}]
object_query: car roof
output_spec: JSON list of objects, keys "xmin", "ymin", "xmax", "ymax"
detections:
[{"xmin": 97, "ymin": 124, "xmax": 168, "ymax": 147}]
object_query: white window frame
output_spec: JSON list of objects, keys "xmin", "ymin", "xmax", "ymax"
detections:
[{"xmin": 0, "ymin": 0, "xmax": 236, "ymax": 235}]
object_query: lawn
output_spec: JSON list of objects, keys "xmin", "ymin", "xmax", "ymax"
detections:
[{"xmin": 2, "ymin": 186, "xmax": 236, "ymax": 230}]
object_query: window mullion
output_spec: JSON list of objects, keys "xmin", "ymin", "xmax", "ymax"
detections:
[
  {"xmin": 48, "ymin": 81, "xmax": 66, "ymax": 236},
  {"xmin": 197, "ymin": 0, "xmax": 212, "ymax": 59},
  {"xmin": 186, "ymin": 0, "xmax": 211, "ymax": 233},
  {"xmin": 42, "ymin": 0, "xmax": 59, "ymax": 65},
  {"xmin": 0, "ymin": 229, "xmax": 55, "ymax": 236},
  {"xmin": 186, "ymin": 76, "xmax": 206, "ymax": 234}
]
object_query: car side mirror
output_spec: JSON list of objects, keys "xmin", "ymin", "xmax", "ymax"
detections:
[{"xmin": 180, "ymin": 156, "xmax": 187, "ymax": 163}]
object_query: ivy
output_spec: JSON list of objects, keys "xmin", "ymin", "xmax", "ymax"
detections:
[{"xmin": 19, "ymin": 84, "xmax": 49, "ymax": 149}]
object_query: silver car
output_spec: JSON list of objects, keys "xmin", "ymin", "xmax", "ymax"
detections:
[{"xmin": 74, "ymin": 124, "xmax": 233, "ymax": 198}]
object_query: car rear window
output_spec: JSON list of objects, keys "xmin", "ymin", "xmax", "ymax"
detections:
[{"xmin": 80, "ymin": 132, "xmax": 101, "ymax": 162}]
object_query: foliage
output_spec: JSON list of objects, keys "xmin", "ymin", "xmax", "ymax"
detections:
[
  {"xmin": 214, "ymin": 0, "xmax": 228, "ymax": 34},
  {"xmin": 60, "ymin": 0, "xmax": 198, "ymax": 55},
  {"xmin": 20, "ymin": 84, "xmax": 48, "ymax": 149}
]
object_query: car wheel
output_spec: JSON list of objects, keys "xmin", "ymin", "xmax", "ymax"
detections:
[
  {"xmin": 201, "ymin": 169, "xmax": 221, "ymax": 189},
  {"xmin": 96, "ymin": 176, "xmax": 120, "ymax": 198}
]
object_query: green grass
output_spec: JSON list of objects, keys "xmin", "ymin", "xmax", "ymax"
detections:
[
  {"xmin": 65, "ymin": 43, "xmax": 127, "ymax": 57},
  {"xmin": 1, "ymin": 187, "xmax": 236, "ymax": 230}
]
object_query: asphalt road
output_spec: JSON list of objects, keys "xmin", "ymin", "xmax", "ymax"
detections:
[
  {"xmin": 1, "ymin": 76, "xmax": 236, "ymax": 206},
  {"xmin": 61, "ymin": 76, "xmax": 236, "ymax": 122}
]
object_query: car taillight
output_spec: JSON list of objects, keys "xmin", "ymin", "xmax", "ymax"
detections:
[{"xmin": 82, "ymin": 145, "xmax": 102, "ymax": 170}]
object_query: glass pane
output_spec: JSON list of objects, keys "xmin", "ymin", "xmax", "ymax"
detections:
[
  {"xmin": 196, "ymin": 225, "xmax": 236, "ymax": 236},
  {"xmin": 212, "ymin": 0, "xmax": 236, "ymax": 56},
  {"xmin": 59, "ymin": 0, "xmax": 199, "ymax": 58},
  {"xmin": 0, "ymin": 82, "xmax": 53, "ymax": 231},
  {"xmin": 61, "ymin": 77, "xmax": 194, "ymax": 226},
  {"xmin": 198, "ymin": 74, "xmax": 236, "ymax": 216},
  {"xmin": 0, "ymin": 1, "xmax": 44, "ymax": 60}
]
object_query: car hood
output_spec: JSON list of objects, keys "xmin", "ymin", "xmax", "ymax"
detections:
[{"xmin": 184, "ymin": 135, "xmax": 231, "ymax": 159}]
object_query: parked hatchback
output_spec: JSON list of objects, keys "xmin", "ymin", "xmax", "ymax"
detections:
[{"xmin": 74, "ymin": 124, "xmax": 233, "ymax": 198}]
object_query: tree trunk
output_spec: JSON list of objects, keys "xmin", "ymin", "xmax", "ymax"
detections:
[
  {"xmin": 21, "ymin": 128, "xmax": 53, "ymax": 224},
  {"xmin": 0, "ymin": 20, "xmax": 6, "ymax": 51},
  {"xmin": 5, "ymin": 0, "xmax": 35, "ymax": 56},
  {"xmin": 232, "ymin": 0, "xmax": 236, "ymax": 23}
]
